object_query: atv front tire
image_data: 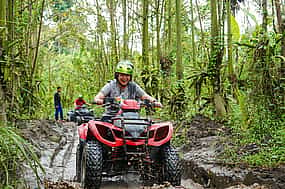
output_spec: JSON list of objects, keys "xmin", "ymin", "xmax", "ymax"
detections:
[
  {"xmin": 76, "ymin": 141, "xmax": 85, "ymax": 182},
  {"xmin": 81, "ymin": 140, "xmax": 103, "ymax": 189},
  {"xmin": 162, "ymin": 145, "xmax": 182, "ymax": 186}
]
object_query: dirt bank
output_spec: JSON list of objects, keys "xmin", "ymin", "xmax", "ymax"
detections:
[{"xmin": 181, "ymin": 114, "xmax": 285, "ymax": 189}]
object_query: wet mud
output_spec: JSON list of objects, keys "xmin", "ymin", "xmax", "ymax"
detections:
[
  {"xmin": 19, "ymin": 117, "xmax": 283, "ymax": 189},
  {"xmin": 20, "ymin": 120, "xmax": 203, "ymax": 189},
  {"xmin": 180, "ymin": 115, "xmax": 284, "ymax": 189}
]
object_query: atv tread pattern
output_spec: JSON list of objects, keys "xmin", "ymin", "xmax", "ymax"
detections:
[
  {"xmin": 84, "ymin": 140, "xmax": 103, "ymax": 189},
  {"xmin": 162, "ymin": 145, "xmax": 182, "ymax": 186},
  {"xmin": 76, "ymin": 144, "xmax": 83, "ymax": 182}
]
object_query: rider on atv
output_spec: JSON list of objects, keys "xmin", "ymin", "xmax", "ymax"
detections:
[
  {"xmin": 77, "ymin": 60, "xmax": 181, "ymax": 189},
  {"xmin": 94, "ymin": 60, "xmax": 162, "ymax": 119},
  {"xmin": 74, "ymin": 94, "xmax": 91, "ymax": 110}
]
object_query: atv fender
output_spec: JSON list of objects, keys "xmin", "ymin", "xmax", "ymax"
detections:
[
  {"xmin": 148, "ymin": 121, "xmax": 173, "ymax": 146},
  {"xmin": 78, "ymin": 123, "xmax": 88, "ymax": 140},
  {"xmin": 88, "ymin": 120, "xmax": 124, "ymax": 147}
]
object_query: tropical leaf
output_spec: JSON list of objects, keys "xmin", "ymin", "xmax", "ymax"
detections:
[{"xmin": 231, "ymin": 14, "xmax": 240, "ymax": 42}]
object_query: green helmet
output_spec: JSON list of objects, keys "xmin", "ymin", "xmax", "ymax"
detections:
[
  {"xmin": 78, "ymin": 94, "xmax": 83, "ymax": 98},
  {"xmin": 115, "ymin": 60, "xmax": 134, "ymax": 75}
]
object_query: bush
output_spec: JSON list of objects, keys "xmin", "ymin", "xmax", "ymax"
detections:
[{"xmin": 225, "ymin": 103, "xmax": 285, "ymax": 167}]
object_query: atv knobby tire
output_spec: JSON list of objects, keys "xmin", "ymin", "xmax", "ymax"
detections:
[
  {"xmin": 76, "ymin": 144, "xmax": 82, "ymax": 182},
  {"xmin": 161, "ymin": 145, "xmax": 182, "ymax": 186},
  {"xmin": 81, "ymin": 140, "xmax": 103, "ymax": 189},
  {"xmin": 76, "ymin": 140, "xmax": 85, "ymax": 182}
]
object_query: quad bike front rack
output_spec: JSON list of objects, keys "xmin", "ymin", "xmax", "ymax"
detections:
[{"xmin": 111, "ymin": 117, "xmax": 152, "ymax": 156}]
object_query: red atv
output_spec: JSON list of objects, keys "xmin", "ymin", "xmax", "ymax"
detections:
[{"xmin": 76, "ymin": 98, "xmax": 182, "ymax": 189}]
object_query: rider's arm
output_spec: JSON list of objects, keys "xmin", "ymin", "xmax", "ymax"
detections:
[
  {"xmin": 94, "ymin": 92, "xmax": 105, "ymax": 105},
  {"xmin": 141, "ymin": 94, "xmax": 156, "ymax": 102},
  {"xmin": 134, "ymin": 82, "xmax": 162, "ymax": 107},
  {"xmin": 94, "ymin": 81, "xmax": 113, "ymax": 104}
]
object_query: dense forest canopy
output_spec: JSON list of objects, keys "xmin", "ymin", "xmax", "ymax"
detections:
[{"xmin": 0, "ymin": 0, "xmax": 284, "ymax": 188}]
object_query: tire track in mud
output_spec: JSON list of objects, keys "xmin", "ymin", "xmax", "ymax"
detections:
[
  {"xmin": 61, "ymin": 124, "xmax": 77, "ymax": 180},
  {"xmin": 49, "ymin": 135, "xmax": 67, "ymax": 168},
  {"xmin": 48, "ymin": 122, "xmax": 78, "ymax": 181}
]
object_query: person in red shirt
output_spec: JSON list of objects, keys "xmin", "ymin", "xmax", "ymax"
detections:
[{"xmin": 74, "ymin": 95, "xmax": 91, "ymax": 109}]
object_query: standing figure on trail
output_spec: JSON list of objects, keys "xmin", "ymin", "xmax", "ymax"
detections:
[
  {"xmin": 74, "ymin": 94, "xmax": 91, "ymax": 110},
  {"xmin": 94, "ymin": 60, "xmax": 161, "ymax": 120},
  {"xmin": 54, "ymin": 86, "xmax": 64, "ymax": 122}
]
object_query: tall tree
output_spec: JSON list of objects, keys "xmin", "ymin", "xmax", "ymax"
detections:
[
  {"xmin": 176, "ymin": 0, "xmax": 183, "ymax": 80},
  {"xmin": 226, "ymin": 0, "xmax": 238, "ymax": 96},
  {"xmin": 167, "ymin": 0, "xmax": 172, "ymax": 53},
  {"xmin": 274, "ymin": 0, "xmax": 285, "ymax": 78},
  {"xmin": 190, "ymin": 0, "xmax": 196, "ymax": 64},
  {"xmin": 95, "ymin": 0, "xmax": 109, "ymax": 82},
  {"xmin": 142, "ymin": 0, "xmax": 149, "ymax": 67},
  {"xmin": 210, "ymin": 0, "xmax": 226, "ymax": 117},
  {"xmin": 155, "ymin": 0, "xmax": 161, "ymax": 68},
  {"xmin": 106, "ymin": 0, "xmax": 118, "ymax": 67},
  {"xmin": 261, "ymin": 0, "xmax": 268, "ymax": 33},
  {"xmin": 30, "ymin": 0, "xmax": 45, "ymax": 83},
  {"xmin": 123, "ymin": 0, "xmax": 128, "ymax": 58},
  {"xmin": 0, "ymin": 0, "xmax": 7, "ymax": 122}
]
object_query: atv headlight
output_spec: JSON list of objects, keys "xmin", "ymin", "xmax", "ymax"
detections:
[{"xmin": 154, "ymin": 126, "xmax": 169, "ymax": 141}]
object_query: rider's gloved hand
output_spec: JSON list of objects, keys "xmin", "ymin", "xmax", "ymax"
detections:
[
  {"xmin": 94, "ymin": 98, "xmax": 104, "ymax": 105},
  {"xmin": 153, "ymin": 101, "xmax": 163, "ymax": 108}
]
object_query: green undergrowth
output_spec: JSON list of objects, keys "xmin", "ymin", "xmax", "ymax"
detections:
[
  {"xmin": 0, "ymin": 124, "xmax": 44, "ymax": 188},
  {"xmin": 222, "ymin": 104, "xmax": 285, "ymax": 168}
]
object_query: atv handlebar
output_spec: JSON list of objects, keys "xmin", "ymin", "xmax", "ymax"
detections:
[{"xmin": 93, "ymin": 97, "xmax": 162, "ymax": 109}]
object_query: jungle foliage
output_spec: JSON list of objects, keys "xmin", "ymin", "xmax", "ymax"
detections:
[
  {"xmin": 0, "ymin": 0, "xmax": 284, "ymax": 187},
  {"xmin": 0, "ymin": 126, "xmax": 44, "ymax": 188}
]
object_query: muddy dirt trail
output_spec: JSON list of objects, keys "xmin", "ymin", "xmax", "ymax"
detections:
[
  {"xmin": 22, "ymin": 120, "xmax": 203, "ymax": 189},
  {"xmin": 21, "ymin": 119, "xmax": 275, "ymax": 189}
]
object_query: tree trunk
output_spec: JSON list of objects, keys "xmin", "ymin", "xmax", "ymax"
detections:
[
  {"xmin": 107, "ymin": 0, "xmax": 118, "ymax": 69},
  {"xmin": 195, "ymin": 0, "xmax": 209, "ymax": 61},
  {"xmin": 176, "ymin": 0, "xmax": 183, "ymax": 80},
  {"xmin": 276, "ymin": 1, "xmax": 285, "ymax": 109},
  {"xmin": 142, "ymin": 0, "xmax": 149, "ymax": 68},
  {"xmin": 210, "ymin": 0, "xmax": 226, "ymax": 117},
  {"xmin": 262, "ymin": 0, "xmax": 268, "ymax": 33},
  {"xmin": 0, "ymin": 0, "xmax": 7, "ymax": 122},
  {"xmin": 123, "ymin": 0, "xmax": 128, "ymax": 58},
  {"xmin": 274, "ymin": 0, "xmax": 282, "ymax": 32},
  {"xmin": 190, "ymin": 0, "xmax": 196, "ymax": 65},
  {"xmin": 275, "ymin": 1, "xmax": 285, "ymax": 74},
  {"xmin": 156, "ymin": 0, "xmax": 161, "ymax": 68},
  {"xmin": 227, "ymin": 0, "xmax": 238, "ymax": 96},
  {"xmin": 31, "ymin": 0, "xmax": 45, "ymax": 82},
  {"xmin": 167, "ymin": 0, "xmax": 172, "ymax": 54}
]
